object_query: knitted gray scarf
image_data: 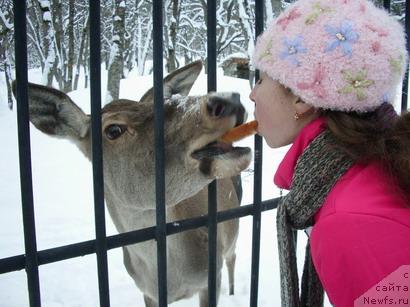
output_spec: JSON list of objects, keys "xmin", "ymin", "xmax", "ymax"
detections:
[{"xmin": 277, "ymin": 129, "xmax": 354, "ymax": 307}]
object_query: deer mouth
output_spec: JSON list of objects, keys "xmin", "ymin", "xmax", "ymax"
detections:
[{"xmin": 191, "ymin": 141, "xmax": 251, "ymax": 160}]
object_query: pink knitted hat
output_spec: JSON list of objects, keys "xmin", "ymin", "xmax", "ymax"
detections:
[{"xmin": 252, "ymin": 0, "xmax": 408, "ymax": 112}]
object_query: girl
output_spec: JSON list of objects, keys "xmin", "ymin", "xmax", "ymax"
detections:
[{"xmin": 250, "ymin": 0, "xmax": 410, "ymax": 306}]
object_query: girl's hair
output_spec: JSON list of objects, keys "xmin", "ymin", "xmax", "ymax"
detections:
[{"xmin": 320, "ymin": 103, "xmax": 410, "ymax": 197}]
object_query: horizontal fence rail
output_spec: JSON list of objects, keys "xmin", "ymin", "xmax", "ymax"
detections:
[
  {"xmin": 0, "ymin": 198, "xmax": 281, "ymax": 275},
  {"xmin": 3, "ymin": 0, "xmax": 409, "ymax": 307}
]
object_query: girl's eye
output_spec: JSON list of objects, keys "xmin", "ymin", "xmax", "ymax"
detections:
[
  {"xmin": 105, "ymin": 124, "xmax": 127, "ymax": 140},
  {"xmin": 257, "ymin": 79, "xmax": 263, "ymax": 85}
]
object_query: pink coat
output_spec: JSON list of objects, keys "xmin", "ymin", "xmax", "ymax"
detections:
[{"xmin": 274, "ymin": 117, "xmax": 410, "ymax": 307}]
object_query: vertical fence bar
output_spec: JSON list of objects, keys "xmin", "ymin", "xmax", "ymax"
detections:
[
  {"xmin": 402, "ymin": 0, "xmax": 409, "ymax": 112},
  {"xmin": 249, "ymin": 1, "xmax": 264, "ymax": 307},
  {"xmin": 89, "ymin": 2, "xmax": 110, "ymax": 306},
  {"xmin": 207, "ymin": 0, "xmax": 218, "ymax": 306},
  {"xmin": 383, "ymin": 0, "xmax": 391, "ymax": 11},
  {"xmin": 13, "ymin": 1, "xmax": 41, "ymax": 306},
  {"xmin": 152, "ymin": 1, "xmax": 168, "ymax": 306}
]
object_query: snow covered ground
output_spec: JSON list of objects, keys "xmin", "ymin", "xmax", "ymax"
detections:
[{"xmin": 0, "ymin": 67, "xmax": 335, "ymax": 307}]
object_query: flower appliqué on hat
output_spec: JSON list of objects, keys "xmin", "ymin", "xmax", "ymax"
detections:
[
  {"xmin": 258, "ymin": 40, "xmax": 273, "ymax": 61},
  {"xmin": 280, "ymin": 35, "xmax": 307, "ymax": 66},
  {"xmin": 325, "ymin": 20, "xmax": 359, "ymax": 58},
  {"xmin": 365, "ymin": 24, "xmax": 388, "ymax": 37},
  {"xmin": 297, "ymin": 64, "xmax": 327, "ymax": 98},
  {"xmin": 277, "ymin": 7, "xmax": 301, "ymax": 30},
  {"xmin": 338, "ymin": 69, "xmax": 374, "ymax": 101},
  {"xmin": 389, "ymin": 54, "xmax": 404, "ymax": 75},
  {"xmin": 305, "ymin": 2, "xmax": 333, "ymax": 25}
]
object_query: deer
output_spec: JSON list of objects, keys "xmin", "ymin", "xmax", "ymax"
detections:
[{"xmin": 12, "ymin": 61, "xmax": 252, "ymax": 307}]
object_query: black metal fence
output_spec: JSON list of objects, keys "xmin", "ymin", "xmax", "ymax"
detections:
[{"xmin": 1, "ymin": 1, "xmax": 409, "ymax": 307}]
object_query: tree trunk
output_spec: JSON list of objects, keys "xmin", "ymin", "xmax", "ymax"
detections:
[
  {"xmin": 64, "ymin": 0, "xmax": 75, "ymax": 92},
  {"xmin": 106, "ymin": 0, "xmax": 126, "ymax": 103},
  {"xmin": 267, "ymin": 0, "xmax": 284, "ymax": 23},
  {"xmin": 124, "ymin": 0, "xmax": 141, "ymax": 76},
  {"xmin": 163, "ymin": 0, "xmax": 171, "ymax": 73},
  {"xmin": 137, "ymin": 16, "xmax": 152, "ymax": 76},
  {"xmin": 53, "ymin": 0, "xmax": 64, "ymax": 90},
  {"xmin": 84, "ymin": 27, "xmax": 90, "ymax": 89},
  {"xmin": 167, "ymin": 0, "xmax": 179, "ymax": 72},
  {"xmin": 37, "ymin": 0, "xmax": 55, "ymax": 86},
  {"xmin": 199, "ymin": 0, "xmax": 208, "ymax": 74},
  {"xmin": 27, "ymin": 1, "xmax": 46, "ymax": 72},
  {"xmin": 74, "ymin": 15, "xmax": 89, "ymax": 90},
  {"xmin": 5, "ymin": 57, "xmax": 13, "ymax": 110},
  {"xmin": 0, "ymin": 8, "xmax": 13, "ymax": 109},
  {"xmin": 0, "ymin": 40, "xmax": 13, "ymax": 110},
  {"xmin": 237, "ymin": 0, "xmax": 255, "ymax": 86}
]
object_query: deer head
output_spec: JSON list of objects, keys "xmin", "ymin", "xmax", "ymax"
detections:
[{"xmin": 12, "ymin": 61, "xmax": 252, "ymax": 209}]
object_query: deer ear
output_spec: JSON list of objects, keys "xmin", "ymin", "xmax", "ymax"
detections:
[
  {"xmin": 139, "ymin": 60, "xmax": 203, "ymax": 104},
  {"xmin": 12, "ymin": 81, "xmax": 90, "ymax": 140}
]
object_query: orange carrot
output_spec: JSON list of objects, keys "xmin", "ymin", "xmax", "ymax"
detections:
[{"xmin": 219, "ymin": 120, "xmax": 258, "ymax": 143}]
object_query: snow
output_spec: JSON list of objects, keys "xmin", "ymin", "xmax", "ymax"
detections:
[
  {"xmin": 43, "ymin": 12, "xmax": 52, "ymax": 22},
  {"xmin": 0, "ymin": 67, "xmax": 335, "ymax": 307},
  {"xmin": 0, "ymin": 70, "xmax": 7, "ymax": 107},
  {"xmin": 105, "ymin": 91, "xmax": 113, "ymax": 105},
  {"xmin": 219, "ymin": 52, "xmax": 249, "ymax": 66},
  {"xmin": 111, "ymin": 35, "xmax": 120, "ymax": 42},
  {"xmin": 0, "ymin": 10, "xmax": 13, "ymax": 30},
  {"xmin": 40, "ymin": 1, "xmax": 50, "ymax": 9},
  {"xmin": 119, "ymin": 1, "xmax": 126, "ymax": 8}
]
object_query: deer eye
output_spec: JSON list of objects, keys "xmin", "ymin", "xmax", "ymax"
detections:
[{"xmin": 105, "ymin": 124, "xmax": 127, "ymax": 140}]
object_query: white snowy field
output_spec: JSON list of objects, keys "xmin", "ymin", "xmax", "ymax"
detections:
[{"xmin": 0, "ymin": 67, "xmax": 334, "ymax": 307}]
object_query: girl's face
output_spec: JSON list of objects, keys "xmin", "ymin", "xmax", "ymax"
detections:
[{"xmin": 249, "ymin": 72, "xmax": 315, "ymax": 148}]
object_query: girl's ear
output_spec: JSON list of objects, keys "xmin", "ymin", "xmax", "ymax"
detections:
[
  {"xmin": 293, "ymin": 98, "xmax": 311, "ymax": 113},
  {"xmin": 293, "ymin": 99, "xmax": 317, "ymax": 121}
]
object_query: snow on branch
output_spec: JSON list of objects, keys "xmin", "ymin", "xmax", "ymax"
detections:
[{"xmin": 0, "ymin": 10, "xmax": 13, "ymax": 31}]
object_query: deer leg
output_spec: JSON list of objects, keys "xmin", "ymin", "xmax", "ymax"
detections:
[
  {"xmin": 199, "ymin": 273, "xmax": 221, "ymax": 307},
  {"xmin": 226, "ymin": 252, "xmax": 236, "ymax": 295},
  {"xmin": 144, "ymin": 295, "xmax": 158, "ymax": 307},
  {"xmin": 199, "ymin": 287, "xmax": 208, "ymax": 307}
]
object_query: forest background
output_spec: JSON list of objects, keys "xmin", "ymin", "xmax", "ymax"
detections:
[{"xmin": 0, "ymin": 0, "xmax": 406, "ymax": 109}]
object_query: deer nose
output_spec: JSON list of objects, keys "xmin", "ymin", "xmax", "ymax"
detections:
[{"xmin": 207, "ymin": 92, "xmax": 246, "ymax": 126}]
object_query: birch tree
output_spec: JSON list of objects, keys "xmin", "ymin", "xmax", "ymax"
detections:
[
  {"xmin": 37, "ymin": 0, "xmax": 55, "ymax": 86},
  {"xmin": 178, "ymin": 2, "xmax": 206, "ymax": 63},
  {"xmin": 123, "ymin": 0, "xmax": 152, "ymax": 76},
  {"xmin": 106, "ymin": 0, "xmax": 126, "ymax": 103},
  {"xmin": 52, "ymin": 0, "xmax": 75, "ymax": 92},
  {"xmin": 216, "ymin": 0, "xmax": 244, "ymax": 56},
  {"xmin": 237, "ymin": 0, "xmax": 255, "ymax": 59},
  {"xmin": 73, "ymin": 15, "xmax": 89, "ymax": 90},
  {"xmin": 0, "ymin": 3, "xmax": 13, "ymax": 109},
  {"xmin": 161, "ymin": 0, "xmax": 182, "ymax": 72},
  {"xmin": 265, "ymin": 0, "xmax": 285, "ymax": 24},
  {"xmin": 53, "ymin": 0, "xmax": 75, "ymax": 92}
]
